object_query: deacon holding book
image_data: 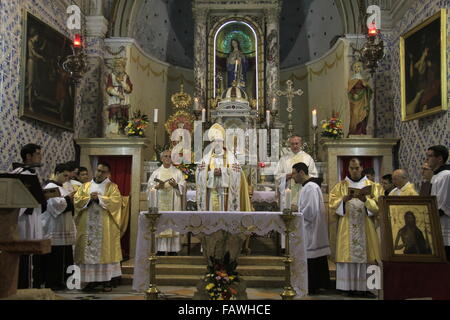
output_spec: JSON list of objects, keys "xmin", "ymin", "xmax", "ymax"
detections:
[
  {"xmin": 147, "ymin": 150, "xmax": 186, "ymax": 255},
  {"xmin": 329, "ymin": 158, "xmax": 382, "ymax": 298}
]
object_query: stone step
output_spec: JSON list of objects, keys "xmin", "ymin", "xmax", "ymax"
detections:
[
  {"xmin": 122, "ymin": 264, "xmax": 285, "ymax": 277},
  {"xmin": 124, "ymin": 256, "xmax": 285, "ymax": 266},
  {"xmin": 121, "ymin": 274, "xmax": 285, "ymax": 288}
]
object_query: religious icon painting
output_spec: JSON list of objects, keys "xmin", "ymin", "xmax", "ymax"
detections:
[
  {"xmin": 400, "ymin": 9, "xmax": 447, "ymax": 121},
  {"xmin": 19, "ymin": 11, "xmax": 75, "ymax": 131},
  {"xmin": 378, "ymin": 196, "xmax": 446, "ymax": 262}
]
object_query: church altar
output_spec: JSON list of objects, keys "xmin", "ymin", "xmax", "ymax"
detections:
[{"xmin": 132, "ymin": 211, "xmax": 308, "ymax": 298}]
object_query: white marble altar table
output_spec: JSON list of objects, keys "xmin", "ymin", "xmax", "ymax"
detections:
[{"xmin": 132, "ymin": 211, "xmax": 308, "ymax": 297}]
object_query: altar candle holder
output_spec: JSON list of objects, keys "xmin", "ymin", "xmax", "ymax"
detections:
[{"xmin": 145, "ymin": 207, "xmax": 161, "ymax": 300}]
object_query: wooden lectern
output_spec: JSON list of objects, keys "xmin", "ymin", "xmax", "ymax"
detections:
[{"xmin": 0, "ymin": 176, "xmax": 51, "ymax": 299}]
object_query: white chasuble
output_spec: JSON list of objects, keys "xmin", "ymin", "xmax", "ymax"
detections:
[
  {"xmin": 147, "ymin": 165, "xmax": 185, "ymax": 252},
  {"xmin": 196, "ymin": 149, "xmax": 242, "ymax": 212},
  {"xmin": 275, "ymin": 151, "xmax": 318, "ymax": 209}
]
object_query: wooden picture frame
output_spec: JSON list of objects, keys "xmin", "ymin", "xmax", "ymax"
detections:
[
  {"xmin": 400, "ymin": 9, "xmax": 447, "ymax": 121},
  {"xmin": 19, "ymin": 10, "xmax": 75, "ymax": 131},
  {"xmin": 379, "ymin": 196, "xmax": 446, "ymax": 263}
]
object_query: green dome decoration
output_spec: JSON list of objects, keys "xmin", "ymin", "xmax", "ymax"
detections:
[{"xmin": 216, "ymin": 22, "xmax": 256, "ymax": 58}]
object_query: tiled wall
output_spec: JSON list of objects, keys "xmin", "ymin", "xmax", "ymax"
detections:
[
  {"xmin": 0, "ymin": 0, "xmax": 99, "ymax": 181},
  {"xmin": 377, "ymin": 0, "xmax": 450, "ymax": 185}
]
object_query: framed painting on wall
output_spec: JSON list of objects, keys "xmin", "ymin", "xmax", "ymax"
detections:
[
  {"xmin": 400, "ymin": 9, "xmax": 447, "ymax": 122},
  {"xmin": 378, "ymin": 196, "xmax": 446, "ymax": 263},
  {"xmin": 19, "ymin": 10, "xmax": 75, "ymax": 131}
]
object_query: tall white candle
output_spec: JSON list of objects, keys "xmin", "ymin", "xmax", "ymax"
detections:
[
  {"xmin": 312, "ymin": 109, "xmax": 318, "ymax": 127},
  {"xmin": 154, "ymin": 109, "xmax": 158, "ymax": 123},
  {"xmin": 266, "ymin": 110, "xmax": 271, "ymax": 128},
  {"xmin": 235, "ymin": 59, "xmax": 238, "ymax": 74},
  {"xmin": 285, "ymin": 188, "xmax": 292, "ymax": 210},
  {"xmin": 272, "ymin": 98, "xmax": 276, "ymax": 110},
  {"xmin": 149, "ymin": 188, "xmax": 157, "ymax": 208},
  {"xmin": 202, "ymin": 108, "xmax": 206, "ymax": 122}
]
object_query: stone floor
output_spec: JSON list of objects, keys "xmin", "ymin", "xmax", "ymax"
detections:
[{"xmin": 54, "ymin": 285, "xmax": 377, "ymax": 300}]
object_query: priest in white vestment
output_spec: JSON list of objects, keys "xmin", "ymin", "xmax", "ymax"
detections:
[
  {"xmin": 195, "ymin": 123, "xmax": 251, "ymax": 212},
  {"xmin": 421, "ymin": 145, "xmax": 450, "ymax": 261},
  {"xmin": 147, "ymin": 150, "xmax": 186, "ymax": 255},
  {"xmin": 41, "ymin": 163, "xmax": 76, "ymax": 290},
  {"xmin": 292, "ymin": 162, "xmax": 331, "ymax": 295},
  {"xmin": 275, "ymin": 135, "xmax": 318, "ymax": 209},
  {"xmin": 329, "ymin": 158, "xmax": 381, "ymax": 298},
  {"xmin": 10, "ymin": 143, "xmax": 45, "ymax": 288},
  {"xmin": 74, "ymin": 162, "xmax": 122, "ymax": 292}
]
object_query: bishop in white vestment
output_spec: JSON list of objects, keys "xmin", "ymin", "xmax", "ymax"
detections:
[
  {"xmin": 147, "ymin": 150, "xmax": 186, "ymax": 254},
  {"xmin": 195, "ymin": 123, "xmax": 251, "ymax": 212}
]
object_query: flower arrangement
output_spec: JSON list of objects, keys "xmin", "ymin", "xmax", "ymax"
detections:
[
  {"xmin": 125, "ymin": 110, "xmax": 149, "ymax": 137},
  {"xmin": 321, "ymin": 116, "xmax": 344, "ymax": 139},
  {"xmin": 204, "ymin": 252, "xmax": 240, "ymax": 300},
  {"xmin": 174, "ymin": 163, "xmax": 197, "ymax": 183}
]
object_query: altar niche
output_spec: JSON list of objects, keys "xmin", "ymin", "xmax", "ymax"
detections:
[{"xmin": 208, "ymin": 17, "xmax": 264, "ymax": 111}]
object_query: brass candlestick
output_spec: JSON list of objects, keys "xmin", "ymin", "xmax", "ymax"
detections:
[
  {"xmin": 145, "ymin": 207, "xmax": 161, "ymax": 300},
  {"xmin": 151, "ymin": 122, "xmax": 158, "ymax": 161},
  {"xmin": 312, "ymin": 126, "xmax": 319, "ymax": 162},
  {"xmin": 280, "ymin": 208, "xmax": 297, "ymax": 300}
]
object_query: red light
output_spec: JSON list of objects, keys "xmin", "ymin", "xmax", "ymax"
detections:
[
  {"xmin": 73, "ymin": 34, "xmax": 82, "ymax": 48},
  {"xmin": 368, "ymin": 23, "xmax": 378, "ymax": 36}
]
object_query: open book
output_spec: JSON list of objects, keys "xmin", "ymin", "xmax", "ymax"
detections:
[
  {"xmin": 348, "ymin": 185, "xmax": 372, "ymax": 197},
  {"xmin": 43, "ymin": 187, "xmax": 62, "ymax": 199},
  {"xmin": 154, "ymin": 178, "xmax": 172, "ymax": 184}
]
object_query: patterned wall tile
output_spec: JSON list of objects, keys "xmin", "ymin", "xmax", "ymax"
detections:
[
  {"xmin": 0, "ymin": 0, "xmax": 99, "ymax": 181},
  {"xmin": 376, "ymin": 0, "xmax": 450, "ymax": 186}
]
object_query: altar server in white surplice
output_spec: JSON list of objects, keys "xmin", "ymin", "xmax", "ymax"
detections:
[
  {"xmin": 275, "ymin": 135, "xmax": 318, "ymax": 209},
  {"xmin": 421, "ymin": 145, "xmax": 450, "ymax": 261},
  {"xmin": 42, "ymin": 163, "xmax": 76, "ymax": 290},
  {"xmin": 292, "ymin": 162, "xmax": 331, "ymax": 295},
  {"xmin": 147, "ymin": 150, "xmax": 185, "ymax": 255}
]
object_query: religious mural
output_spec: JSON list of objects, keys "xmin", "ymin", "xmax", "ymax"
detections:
[{"xmin": 19, "ymin": 11, "xmax": 75, "ymax": 131}]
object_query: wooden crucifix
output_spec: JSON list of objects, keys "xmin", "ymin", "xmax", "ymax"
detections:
[{"xmin": 276, "ymin": 80, "xmax": 303, "ymax": 137}]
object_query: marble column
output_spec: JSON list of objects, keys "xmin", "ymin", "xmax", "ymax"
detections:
[
  {"xmin": 75, "ymin": 14, "xmax": 108, "ymax": 138},
  {"xmin": 192, "ymin": 7, "xmax": 209, "ymax": 111},
  {"xmin": 265, "ymin": 4, "xmax": 281, "ymax": 115}
]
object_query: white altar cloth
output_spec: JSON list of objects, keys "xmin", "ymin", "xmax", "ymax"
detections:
[{"xmin": 132, "ymin": 211, "xmax": 308, "ymax": 297}]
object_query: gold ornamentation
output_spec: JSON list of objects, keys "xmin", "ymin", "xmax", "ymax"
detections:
[
  {"xmin": 171, "ymin": 83, "xmax": 192, "ymax": 109},
  {"xmin": 164, "ymin": 110, "xmax": 195, "ymax": 135}
]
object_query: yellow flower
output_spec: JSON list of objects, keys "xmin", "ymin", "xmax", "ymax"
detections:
[
  {"xmin": 333, "ymin": 130, "xmax": 337, "ymax": 134},
  {"xmin": 206, "ymin": 283, "xmax": 215, "ymax": 290}
]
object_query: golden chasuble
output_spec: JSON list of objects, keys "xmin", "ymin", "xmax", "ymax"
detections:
[{"xmin": 329, "ymin": 178, "xmax": 381, "ymax": 264}]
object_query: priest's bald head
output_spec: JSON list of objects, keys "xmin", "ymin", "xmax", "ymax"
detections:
[
  {"xmin": 392, "ymin": 169, "xmax": 409, "ymax": 189},
  {"xmin": 288, "ymin": 135, "xmax": 303, "ymax": 154},
  {"xmin": 348, "ymin": 158, "xmax": 364, "ymax": 181}
]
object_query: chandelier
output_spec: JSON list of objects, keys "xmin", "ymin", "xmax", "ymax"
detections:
[{"xmin": 62, "ymin": 33, "xmax": 87, "ymax": 84}]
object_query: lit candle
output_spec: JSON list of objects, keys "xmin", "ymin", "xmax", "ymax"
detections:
[
  {"xmin": 285, "ymin": 188, "xmax": 292, "ymax": 210},
  {"xmin": 149, "ymin": 188, "xmax": 157, "ymax": 208},
  {"xmin": 272, "ymin": 98, "xmax": 276, "ymax": 110},
  {"xmin": 235, "ymin": 59, "xmax": 238, "ymax": 74},
  {"xmin": 153, "ymin": 109, "xmax": 158, "ymax": 123},
  {"xmin": 194, "ymin": 98, "xmax": 199, "ymax": 110},
  {"xmin": 312, "ymin": 109, "xmax": 317, "ymax": 127},
  {"xmin": 266, "ymin": 110, "xmax": 271, "ymax": 128},
  {"xmin": 202, "ymin": 108, "xmax": 206, "ymax": 122}
]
